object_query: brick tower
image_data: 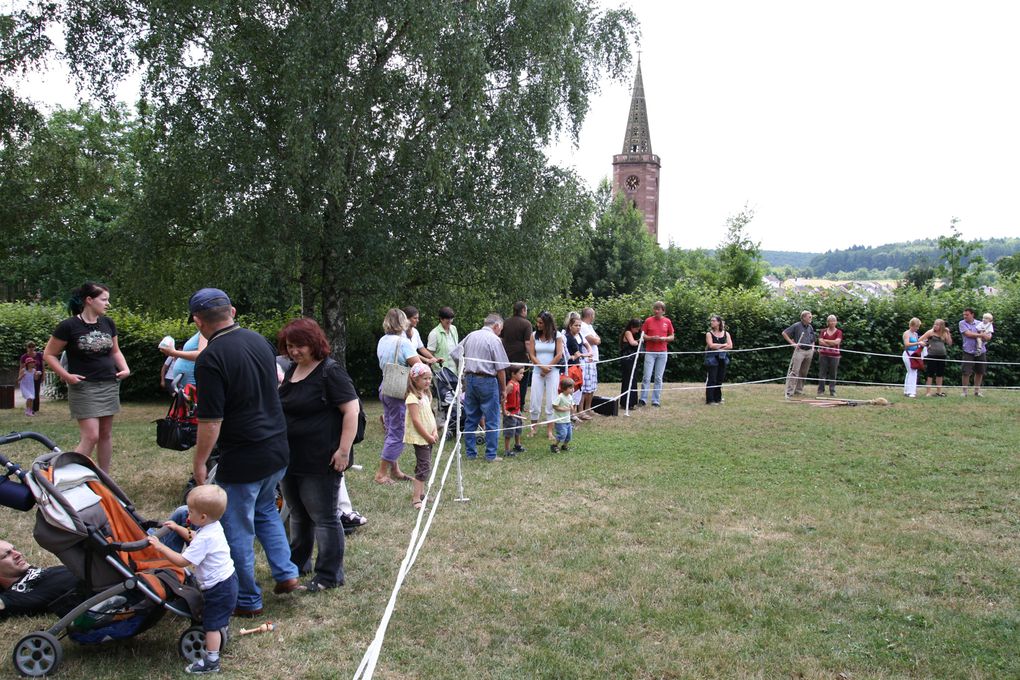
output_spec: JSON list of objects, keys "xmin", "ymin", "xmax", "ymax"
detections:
[{"xmin": 612, "ymin": 61, "xmax": 661, "ymax": 241}]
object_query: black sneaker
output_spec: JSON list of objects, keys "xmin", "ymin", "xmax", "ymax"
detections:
[
  {"xmin": 340, "ymin": 511, "xmax": 367, "ymax": 528},
  {"xmin": 512, "ymin": 444, "xmax": 525, "ymax": 453},
  {"xmin": 550, "ymin": 444, "xmax": 559, "ymax": 453},
  {"xmin": 304, "ymin": 579, "xmax": 338, "ymax": 593},
  {"xmin": 560, "ymin": 444, "xmax": 569, "ymax": 452},
  {"xmin": 637, "ymin": 400, "xmax": 647, "ymax": 407},
  {"xmin": 505, "ymin": 450, "xmax": 516, "ymax": 457},
  {"xmin": 185, "ymin": 658, "xmax": 221, "ymax": 674}
]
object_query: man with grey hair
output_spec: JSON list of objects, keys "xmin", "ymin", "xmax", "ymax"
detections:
[
  {"xmin": 782, "ymin": 310, "xmax": 816, "ymax": 399},
  {"xmin": 450, "ymin": 314, "xmax": 511, "ymax": 461}
]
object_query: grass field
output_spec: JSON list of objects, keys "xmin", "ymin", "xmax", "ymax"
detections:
[{"xmin": 1, "ymin": 383, "xmax": 1017, "ymax": 679}]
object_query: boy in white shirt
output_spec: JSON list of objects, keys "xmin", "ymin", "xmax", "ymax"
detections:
[{"xmin": 149, "ymin": 485, "xmax": 237, "ymax": 674}]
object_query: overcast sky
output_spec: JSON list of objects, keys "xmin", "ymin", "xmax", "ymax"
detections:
[
  {"xmin": 11, "ymin": 0, "xmax": 1020, "ymax": 254},
  {"xmin": 548, "ymin": 0, "xmax": 1020, "ymax": 252}
]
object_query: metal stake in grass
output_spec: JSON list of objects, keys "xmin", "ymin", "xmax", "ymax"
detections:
[{"xmin": 454, "ymin": 446, "xmax": 469, "ymax": 503}]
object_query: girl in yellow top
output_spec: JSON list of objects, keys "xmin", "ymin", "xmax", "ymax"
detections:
[{"xmin": 404, "ymin": 363, "xmax": 438, "ymax": 510}]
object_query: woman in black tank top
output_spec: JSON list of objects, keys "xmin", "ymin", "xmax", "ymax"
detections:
[
  {"xmin": 618, "ymin": 319, "xmax": 642, "ymax": 410},
  {"xmin": 704, "ymin": 315, "xmax": 732, "ymax": 405}
]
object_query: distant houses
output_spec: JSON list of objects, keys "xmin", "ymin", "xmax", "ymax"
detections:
[
  {"xmin": 762, "ymin": 276, "xmax": 999, "ymax": 299},
  {"xmin": 764, "ymin": 276, "xmax": 899, "ymax": 301}
]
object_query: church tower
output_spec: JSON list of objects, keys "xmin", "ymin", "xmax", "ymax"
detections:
[{"xmin": 612, "ymin": 61, "xmax": 661, "ymax": 241}]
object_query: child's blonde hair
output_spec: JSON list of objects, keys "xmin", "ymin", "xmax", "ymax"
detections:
[
  {"xmin": 559, "ymin": 376, "xmax": 575, "ymax": 393},
  {"xmin": 187, "ymin": 485, "xmax": 228, "ymax": 520},
  {"xmin": 406, "ymin": 362, "xmax": 432, "ymax": 399},
  {"xmin": 982, "ymin": 312, "xmax": 994, "ymax": 323}
]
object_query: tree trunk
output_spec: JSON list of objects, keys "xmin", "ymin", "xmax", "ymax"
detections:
[{"xmin": 321, "ymin": 281, "xmax": 348, "ymax": 369}]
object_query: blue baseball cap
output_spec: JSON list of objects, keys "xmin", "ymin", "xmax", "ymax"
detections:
[{"xmin": 188, "ymin": 288, "xmax": 232, "ymax": 314}]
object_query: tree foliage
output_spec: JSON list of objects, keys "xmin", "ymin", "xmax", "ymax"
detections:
[
  {"xmin": 0, "ymin": 1, "xmax": 56, "ymax": 144},
  {"xmin": 902, "ymin": 259, "xmax": 936, "ymax": 291},
  {"xmin": 937, "ymin": 218, "xmax": 986, "ymax": 290},
  {"xmin": 58, "ymin": 0, "xmax": 637, "ymax": 363},
  {"xmin": 570, "ymin": 179, "xmax": 657, "ymax": 298},
  {"xmin": 994, "ymin": 252, "xmax": 1020, "ymax": 281},
  {"xmin": 1, "ymin": 103, "xmax": 139, "ymax": 301},
  {"xmin": 716, "ymin": 205, "xmax": 765, "ymax": 290}
]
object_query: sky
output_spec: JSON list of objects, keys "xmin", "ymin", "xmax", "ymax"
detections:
[
  {"xmin": 547, "ymin": 0, "xmax": 1020, "ymax": 252},
  {"xmin": 10, "ymin": 0, "xmax": 1020, "ymax": 254}
]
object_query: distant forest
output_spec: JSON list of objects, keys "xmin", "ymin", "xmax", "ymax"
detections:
[
  {"xmin": 762, "ymin": 238, "xmax": 1020, "ymax": 277},
  {"xmin": 760, "ymin": 251, "xmax": 817, "ymax": 269}
]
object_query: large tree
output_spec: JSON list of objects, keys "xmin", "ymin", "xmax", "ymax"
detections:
[
  {"xmin": 571, "ymin": 179, "xmax": 657, "ymax": 298},
  {"xmin": 61, "ymin": 0, "xmax": 636, "ymax": 362}
]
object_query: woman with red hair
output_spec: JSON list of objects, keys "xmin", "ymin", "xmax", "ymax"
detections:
[{"xmin": 276, "ymin": 318, "xmax": 360, "ymax": 591}]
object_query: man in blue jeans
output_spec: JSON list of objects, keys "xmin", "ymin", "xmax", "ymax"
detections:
[
  {"xmin": 190, "ymin": 288, "xmax": 303, "ymax": 618},
  {"xmin": 450, "ymin": 314, "xmax": 510, "ymax": 461}
]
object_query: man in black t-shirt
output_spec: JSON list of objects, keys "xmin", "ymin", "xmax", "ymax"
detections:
[
  {"xmin": 189, "ymin": 288, "xmax": 303, "ymax": 618},
  {"xmin": 0, "ymin": 540, "xmax": 83, "ymax": 618},
  {"xmin": 501, "ymin": 301, "xmax": 533, "ymax": 406}
]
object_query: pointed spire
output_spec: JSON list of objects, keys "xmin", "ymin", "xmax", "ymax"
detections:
[{"xmin": 621, "ymin": 60, "xmax": 652, "ymax": 155}]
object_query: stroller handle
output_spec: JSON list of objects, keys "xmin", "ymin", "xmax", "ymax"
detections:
[
  {"xmin": 114, "ymin": 525, "xmax": 172, "ymax": 552},
  {"xmin": 0, "ymin": 431, "xmax": 61, "ymax": 451}
]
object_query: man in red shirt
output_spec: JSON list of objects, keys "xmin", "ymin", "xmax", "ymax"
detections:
[{"xmin": 639, "ymin": 301, "xmax": 675, "ymax": 407}]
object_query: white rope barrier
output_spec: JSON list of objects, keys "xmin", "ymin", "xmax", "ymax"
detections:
[
  {"xmin": 352, "ymin": 361, "xmax": 466, "ymax": 680},
  {"xmin": 463, "ymin": 341, "xmax": 1020, "ymax": 368}
]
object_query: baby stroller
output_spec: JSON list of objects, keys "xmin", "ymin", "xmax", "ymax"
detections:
[
  {"xmin": 432, "ymin": 365, "xmax": 465, "ymax": 441},
  {"xmin": 0, "ymin": 431, "xmax": 216, "ymax": 677}
]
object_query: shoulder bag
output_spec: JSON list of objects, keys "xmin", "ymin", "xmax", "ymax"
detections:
[{"xmin": 380, "ymin": 337, "xmax": 411, "ymax": 399}]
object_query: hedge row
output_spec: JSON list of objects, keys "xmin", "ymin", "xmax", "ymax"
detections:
[{"xmin": 2, "ymin": 284, "xmax": 1016, "ymax": 401}]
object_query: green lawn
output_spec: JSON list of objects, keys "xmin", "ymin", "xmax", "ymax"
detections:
[{"xmin": 1, "ymin": 384, "xmax": 1017, "ymax": 679}]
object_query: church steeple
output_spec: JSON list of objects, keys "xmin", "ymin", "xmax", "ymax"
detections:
[
  {"xmin": 621, "ymin": 60, "xmax": 652, "ymax": 155},
  {"xmin": 612, "ymin": 60, "xmax": 662, "ymax": 241}
]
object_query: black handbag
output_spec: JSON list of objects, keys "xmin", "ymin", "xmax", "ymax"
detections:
[
  {"xmin": 154, "ymin": 393, "xmax": 197, "ymax": 451},
  {"xmin": 155, "ymin": 416, "xmax": 197, "ymax": 451}
]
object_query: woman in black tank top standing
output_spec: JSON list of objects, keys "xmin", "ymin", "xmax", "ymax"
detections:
[
  {"xmin": 618, "ymin": 319, "xmax": 642, "ymax": 410},
  {"xmin": 704, "ymin": 315, "xmax": 732, "ymax": 405}
]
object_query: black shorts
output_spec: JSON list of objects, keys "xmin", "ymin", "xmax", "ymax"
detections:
[
  {"xmin": 201, "ymin": 571, "xmax": 238, "ymax": 630},
  {"xmin": 925, "ymin": 356, "xmax": 947, "ymax": 378}
]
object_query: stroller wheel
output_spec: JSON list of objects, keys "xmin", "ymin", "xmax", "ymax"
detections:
[
  {"xmin": 12, "ymin": 631, "xmax": 63, "ymax": 677},
  {"xmin": 178, "ymin": 625, "xmax": 230, "ymax": 662},
  {"xmin": 178, "ymin": 626, "xmax": 207, "ymax": 663}
]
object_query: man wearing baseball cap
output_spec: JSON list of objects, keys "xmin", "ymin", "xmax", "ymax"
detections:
[{"xmin": 189, "ymin": 288, "xmax": 304, "ymax": 617}]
